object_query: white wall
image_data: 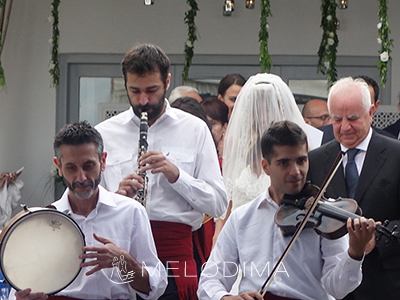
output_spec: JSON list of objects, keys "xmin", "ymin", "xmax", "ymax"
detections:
[{"xmin": 1, "ymin": 0, "xmax": 399, "ymax": 208}]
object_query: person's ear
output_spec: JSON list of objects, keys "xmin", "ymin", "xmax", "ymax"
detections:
[
  {"xmin": 375, "ymin": 100, "xmax": 381, "ymax": 111},
  {"xmin": 261, "ymin": 158, "xmax": 270, "ymax": 176},
  {"xmin": 222, "ymin": 123, "xmax": 228, "ymax": 135},
  {"xmin": 53, "ymin": 157, "xmax": 63, "ymax": 177},
  {"xmin": 100, "ymin": 152, "xmax": 107, "ymax": 172},
  {"xmin": 165, "ymin": 73, "xmax": 171, "ymax": 90}
]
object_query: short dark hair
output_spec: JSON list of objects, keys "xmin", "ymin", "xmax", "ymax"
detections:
[
  {"xmin": 354, "ymin": 75, "xmax": 379, "ymax": 103},
  {"xmin": 217, "ymin": 73, "xmax": 246, "ymax": 97},
  {"xmin": 201, "ymin": 96, "xmax": 229, "ymax": 125},
  {"xmin": 261, "ymin": 121, "xmax": 308, "ymax": 162},
  {"xmin": 171, "ymin": 96, "xmax": 211, "ymax": 129},
  {"xmin": 54, "ymin": 121, "xmax": 104, "ymax": 161},
  {"xmin": 122, "ymin": 43, "xmax": 170, "ymax": 87}
]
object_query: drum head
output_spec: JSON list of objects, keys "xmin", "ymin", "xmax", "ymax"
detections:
[{"xmin": 0, "ymin": 209, "xmax": 85, "ymax": 294}]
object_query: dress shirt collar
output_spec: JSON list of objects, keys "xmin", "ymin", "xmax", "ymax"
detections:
[
  {"xmin": 122, "ymin": 99, "xmax": 179, "ymax": 126},
  {"xmin": 57, "ymin": 185, "xmax": 117, "ymax": 215},
  {"xmin": 340, "ymin": 127, "xmax": 372, "ymax": 153},
  {"xmin": 257, "ymin": 189, "xmax": 280, "ymax": 210}
]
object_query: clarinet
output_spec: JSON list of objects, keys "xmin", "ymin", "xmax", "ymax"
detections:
[{"xmin": 134, "ymin": 111, "xmax": 149, "ymax": 206}]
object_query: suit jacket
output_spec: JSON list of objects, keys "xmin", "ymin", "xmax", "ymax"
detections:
[
  {"xmin": 383, "ymin": 118, "xmax": 400, "ymax": 139},
  {"xmin": 308, "ymin": 132, "xmax": 400, "ymax": 300}
]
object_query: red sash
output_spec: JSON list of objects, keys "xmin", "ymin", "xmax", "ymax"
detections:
[
  {"xmin": 192, "ymin": 218, "xmax": 214, "ymax": 265},
  {"xmin": 150, "ymin": 220, "xmax": 198, "ymax": 300}
]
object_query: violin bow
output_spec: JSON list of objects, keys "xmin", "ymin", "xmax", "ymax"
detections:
[{"xmin": 259, "ymin": 151, "xmax": 345, "ymax": 297}]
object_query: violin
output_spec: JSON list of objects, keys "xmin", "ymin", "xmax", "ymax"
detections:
[{"xmin": 276, "ymin": 182, "xmax": 400, "ymax": 243}]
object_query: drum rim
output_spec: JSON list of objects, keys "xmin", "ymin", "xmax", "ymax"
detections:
[{"xmin": 0, "ymin": 208, "xmax": 86, "ymax": 295}]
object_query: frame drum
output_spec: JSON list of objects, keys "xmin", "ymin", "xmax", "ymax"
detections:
[{"xmin": 0, "ymin": 207, "xmax": 85, "ymax": 294}]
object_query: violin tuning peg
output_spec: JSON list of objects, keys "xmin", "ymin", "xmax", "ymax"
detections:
[{"xmin": 383, "ymin": 220, "xmax": 390, "ymax": 227}]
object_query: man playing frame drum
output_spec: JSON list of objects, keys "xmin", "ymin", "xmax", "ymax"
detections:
[{"xmin": 13, "ymin": 121, "xmax": 167, "ymax": 300}]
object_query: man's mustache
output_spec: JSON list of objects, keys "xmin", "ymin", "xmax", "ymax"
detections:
[{"xmin": 72, "ymin": 180, "xmax": 94, "ymax": 189}]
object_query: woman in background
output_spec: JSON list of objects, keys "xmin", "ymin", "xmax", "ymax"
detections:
[
  {"xmin": 217, "ymin": 73, "xmax": 246, "ymax": 119},
  {"xmin": 200, "ymin": 96, "xmax": 229, "ymax": 168}
]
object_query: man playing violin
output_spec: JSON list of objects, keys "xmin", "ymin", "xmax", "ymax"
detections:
[
  {"xmin": 198, "ymin": 121, "xmax": 375, "ymax": 300},
  {"xmin": 13, "ymin": 121, "xmax": 167, "ymax": 300},
  {"xmin": 308, "ymin": 77, "xmax": 400, "ymax": 300}
]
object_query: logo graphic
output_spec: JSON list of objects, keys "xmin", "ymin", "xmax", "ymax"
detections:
[
  {"xmin": 110, "ymin": 255, "xmax": 135, "ymax": 284},
  {"xmin": 49, "ymin": 220, "xmax": 62, "ymax": 231}
]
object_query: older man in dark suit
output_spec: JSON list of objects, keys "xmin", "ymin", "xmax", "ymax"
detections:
[{"xmin": 307, "ymin": 77, "xmax": 400, "ymax": 300}]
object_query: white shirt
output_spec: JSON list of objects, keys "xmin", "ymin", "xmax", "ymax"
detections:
[
  {"xmin": 95, "ymin": 101, "xmax": 228, "ymax": 230},
  {"xmin": 198, "ymin": 190, "xmax": 363, "ymax": 300},
  {"xmin": 53, "ymin": 186, "xmax": 167, "ymax": 300}
]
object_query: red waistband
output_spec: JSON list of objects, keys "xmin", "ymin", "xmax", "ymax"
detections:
[
  {"xmin": 150, "ymin": 220, "xmax": 198, "ymax": 300},
  {"xmin": 150, "ymin": 220, "xmax": 193, "ymax": 262}
]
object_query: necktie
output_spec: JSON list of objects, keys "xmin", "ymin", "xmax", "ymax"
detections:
[{"xmin": 345, "ymin": 148, "xmax": 360, "ymax": 198}]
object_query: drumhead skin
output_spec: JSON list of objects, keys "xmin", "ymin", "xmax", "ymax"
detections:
[{"xmin": 0, "ymin": 208, "xmax": 85, "ymax": 294}]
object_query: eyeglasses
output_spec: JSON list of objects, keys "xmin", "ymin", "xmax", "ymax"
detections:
[{"xmin": 305, "ymin": 114, "xmax": 331, "ymax": 121}]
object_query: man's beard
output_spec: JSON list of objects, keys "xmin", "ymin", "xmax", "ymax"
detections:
[
  {"xmin": 131, "ymin": 90, "xmax": 166, "ymax": 121},
  {"xmin": 66, "ymin": 173, "xmax": 101, "ymax": 199}
]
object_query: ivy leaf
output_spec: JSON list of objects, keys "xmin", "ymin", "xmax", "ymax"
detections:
[
  {"xmin": 182, "ymin": 0, "xmax": 199, "ymax": 83},
  {"xmin": 377, "ymin": 0, "xmax": 393, "ymax": 87},
  {"xmin": 49, "ymin": 0, "xmax": 60, "ymax": 87},
  {"xmin": 259, "ymin": 0, "xmax": 272, "ymax": 73},
  {"xmin": 317, "ymin": 0, "xmax": 338, "ymax": 88}
]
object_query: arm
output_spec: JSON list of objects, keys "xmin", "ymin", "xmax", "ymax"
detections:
[
  {"xmin": 213, "ymin": 201, "xmax": 232, "ymax": 248},
  {"xmin": 80, "ymin": 233, "xmax": 151, "ymax": 294},
  {"xmin": 198, "ymin": 213, "xmax": 259, "ymax": 300},
  {"xmin": 15, "ymin": 289, "xmax": 47, "ymax": 300},
  {"xmin": 0, "ymin": 171, "xmax": 20, "ymax": 188},
  {"xmin": 137, "ymin": 127, "xmax": 228, "ymax": 218},
  {"xmin": 320, "ymin": 217, "xmax": 375, "ymax": 299}
]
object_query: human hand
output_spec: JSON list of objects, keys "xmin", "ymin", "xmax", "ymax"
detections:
[
  {"xmin": 80, "ymin": 233, "xmax": 126, "ymax": 276},
  {"xmin": 0, "ymin": 172, "xmax": 8, "ymax": 188},
  {"xmin": 0, "ymin": 171, "xmax": 20, "ymax": 188},
  {"xmin": 221, "ymin": 291, "xmax": 263, "ymax": 300},
  {"xmin": 347, "ymin": 217, "xmax": 376, "ymax": 260},
  {"xmin": 116, "ymin": 174, "xmax": 144, "ymax": 198},
  {"xmin": 139, "ymin": 150, "xmax": 179, "ymax": 183},
  {"xmin": 212, "ymin": 201, "xmax": 233, "ymax": 248},
  {"xmin": 15, "ymin": 288, "xmax": 47, "ymax": 300}
]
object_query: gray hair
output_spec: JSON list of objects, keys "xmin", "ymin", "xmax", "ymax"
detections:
[
  {"xmin": 327, "ymin": 77, "xmax": 371, "ymax": 113},
  {"xmin": 169, "ymin": 86, "xmax": 199, "ymax": 104}
]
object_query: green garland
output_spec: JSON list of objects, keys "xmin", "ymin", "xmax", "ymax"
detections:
[
  {"xmin": 259, "ymin": 0, "xmax": 272, "ymax": 73},
  {"xmin": 49, "ymin": 0, "xmax": 60, "ymax": 87},
  {"xmin": 182, "ymin": 0, "xmax": 199, "ymax": 83},
  {"xmin": 0, "ymin": 0, "xmax": 6, "ymax": 86},
  {"xmin": 377, "ymin": 0, "xmax": 393, "ymax": 87},
  {"xmin": 317, "ymin": 0, "xmax": 339, "ymax": 88}
]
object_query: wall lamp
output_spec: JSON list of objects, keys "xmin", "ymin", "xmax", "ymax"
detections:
[
  {"xmin": 338, "ymin": 0, "xmax": 348, "ymax": 9},
  {"xmin": 246, "ymin": 0, "xmax": 255, "ymax": 9},
  {"xmin": 223, "ymin": 0, "xmax": 234, "ymax": 16}
]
